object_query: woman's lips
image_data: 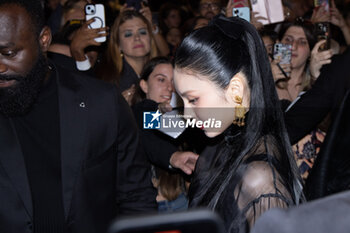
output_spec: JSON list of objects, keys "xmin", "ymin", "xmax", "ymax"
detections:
[{"xmin": 133, "ymin": 44, "xmax": 144, "ymax": 49}]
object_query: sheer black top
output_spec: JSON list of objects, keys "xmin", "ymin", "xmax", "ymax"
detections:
[{"xmin": 189, "ymin": 127, "xmax": 295, "ymax": 233}]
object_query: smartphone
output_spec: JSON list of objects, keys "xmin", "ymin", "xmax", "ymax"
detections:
[
  {"xmin": 250, "ymin": 0, "xmax": 284, "ymax": 25},
  {"xmin": 232, "ymin": 0, "xmax": 248, "ymax": 8},
  {"xmin": 315, "ymin": 22, "xmax": 331, "ymax": 51},
  {"xmin": 314, "ymin": 0, "xmax": 329, "ymax": 11},
  {"xmin": 233, "ymin": 7, "xmax": 250, "ymax": 22},
  {"xmin": 85, "ymin": 4, "xmax": 106, "ymax": 43},
  {"xmin": 126, "ymin": 0, "xmax": 148, "ymax": 11},
  {"xmin": 273, "ymin": 43, "xmax": 292, "ymax": 65}
]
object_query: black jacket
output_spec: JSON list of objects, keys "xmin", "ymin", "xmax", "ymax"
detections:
[
  {"xmin": 285, "ymin": 48, "xmax": 350, "ymax": 144},
  {"xmin": 0, "ymin": 63, "xmax": 156, "ymax": 233}
]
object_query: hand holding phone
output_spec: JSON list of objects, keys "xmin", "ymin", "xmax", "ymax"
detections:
[
  {"xmin": 273, "ymin": 43, "xmax": 292, "ymax": 79},
  {"xmin": 314, "ymin": 0, "xmax": 329, "ymax": 12},
  {"xmin": 250, "ymin": 0, "xmax": 284, "ymax": 25},
  {"xmin": 315, "ymin": 22, "xmax": 331, "ymax": 51},
  {"xmin": 85, "ymin": 4, "xmax": 106, "ymax": 43}
]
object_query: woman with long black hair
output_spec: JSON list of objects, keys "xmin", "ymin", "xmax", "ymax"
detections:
[{"xmin": 173, "ymin": 15, "xmax": 303, "ymax": 232}]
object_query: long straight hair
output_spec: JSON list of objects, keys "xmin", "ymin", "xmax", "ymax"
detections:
[
  {"xmin": 175, "ymin": 15, "xmax": 302, "ymax": 209},
  {"xmin": 96, "ymin": 10, "xmax": 158, "ymax": 84}
]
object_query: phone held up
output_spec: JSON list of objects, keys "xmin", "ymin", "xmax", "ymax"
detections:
[
  {"xmin": 314, "ymin": 0, "xmax": 329, "ymax": 11},
  {"xmin": 85, "ymin": 3, "xmax": 106, "ymax": 43},
  {"xmin": 232, "ymin": 7, "xmax": 250, "ymax": 22},
  {"xmin": 250, "ymin": 0, "xmax": 284, "ymax": 25},
  {"xmin": 273, "ymin": 43, "xmax": 292, "ymax": 65},
  {"xmin": 315, "ymin": 22, "xmax": 331, "ymax": 51}
]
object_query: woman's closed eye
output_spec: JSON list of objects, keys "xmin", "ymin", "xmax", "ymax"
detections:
[{"xmin": 188, "ymin": 98, "xmax": 199, "ymax": 104}]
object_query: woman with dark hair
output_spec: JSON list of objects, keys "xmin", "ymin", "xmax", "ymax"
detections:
[
  {"xmin": 277, "ymin": 19, "xmax": 333, "ymax": 181},
  {"xmin": 173, "ymin": 15, "xmax": 303, "ymax": 232},
  {"xmin": 131, "ymin": 57, "xmax": 199, "ymax": 212}
]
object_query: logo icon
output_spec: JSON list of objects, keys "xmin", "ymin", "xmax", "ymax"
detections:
[{"xmin": 143, "ymin": 110, "xmax": 162, "ymax": 129}]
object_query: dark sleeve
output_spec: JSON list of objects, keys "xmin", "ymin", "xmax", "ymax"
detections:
[
  {"xmin": 132, "ymin": 99, "xmax": 178, "ymax": 170},
  {"xmin": 140, "ymin": 130, "xmax": 177, "ymax": 170},
  {"xmin": 114, "ymin": 90, "xmax": 157, "ymax": 215},
  {"xmin": 285, "ymin": 48, "xmax": 350, "ymax": 144}
]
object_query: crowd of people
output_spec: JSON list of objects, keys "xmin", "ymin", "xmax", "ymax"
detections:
[{"xmin": 1, "ymin": 0, "xmax": 350, "ymax": 232}]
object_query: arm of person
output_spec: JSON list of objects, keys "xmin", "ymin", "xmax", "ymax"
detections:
[
  {"xmin": 285, "ymin": 48, "xmax": 350, "ymax": 144},
  {"xmin": 330, "ymin": 0, "xmax": 350, "ymax": 45},
  {"xmin": 311, "ymin": 4, "xmax": 330, "ymax": 24},
  {"xmin": 141, "ymin": 126, "xmax": 198, "ymax": 175},
  {"xmin": 139, "ymin": 3, "xmax": 170, "ymax": 57},
  {"xmin": 309, "ymin": 40, "xmax": 333, "ymax": 80},
  {"xmin": 235, "ymin": 161, "xmax": 292, "ymax": 228},
  {"xmin": 70, "ymin": 18, "xmax": 108, "ymax": 71},
  {"xmin": 114, "ymin": 89, "xmax": 157, "ymax": 214}
]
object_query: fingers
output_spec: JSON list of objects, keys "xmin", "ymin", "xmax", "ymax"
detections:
[
  {"xmin": 120, "ymin": 3, "xmax": 134, "ymax": 13},
  {"xmin": 226, "ymin": 0, "xmax": 233, "ymax": 17},
  {"xmin": 312, "ymin": 40, "xmax": 328, "ymax": 54},
  {"xmin": 181, "ymin": 165, "xmax": 192, "ymax": 175},
  {"xmin": 312, "ymin": 41, "xmax": 333, "ymax": 59},
  {"xmin": 170, "ymin": 151, "xmax": 199, "ymax": 175},
  {"xmin": 158, "ymin": 103, "xmax": 173, "ymax": 113}
]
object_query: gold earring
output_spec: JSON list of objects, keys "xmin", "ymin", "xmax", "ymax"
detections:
[
  {"xmin": 120, "ymin": 51, "xmax": 124, "ymax": 58},
  {"xmin": 233, "ymin": 96, "xmax": 246, "ymax": 127}
]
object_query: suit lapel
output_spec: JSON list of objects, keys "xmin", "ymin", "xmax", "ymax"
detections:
[
  {"xmin": 0, "ymin": 115, "xmax": 33, "ymax": 218},
  {"xmin": 56, "ymin": 67, "xmax": 88, "ymax": 219}
]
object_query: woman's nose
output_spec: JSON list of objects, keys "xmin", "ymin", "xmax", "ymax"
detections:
[
  {"xmin": 134, "ymin": 33, "xmax": 141, "ymax": 41},
  {"xmin": 167, "ymin": 82, "xmax": 174, "ymax": 92}
]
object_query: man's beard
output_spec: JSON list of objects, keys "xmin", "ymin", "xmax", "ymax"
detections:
[{"xmin": 0, "ymin": 53, "xmax": 48, "ymax": 117}]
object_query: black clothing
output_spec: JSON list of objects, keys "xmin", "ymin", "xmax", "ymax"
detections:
[
  {"xmin": 47, "ymin": 52, "xmax": 96, "ymax": 77},
  {"xmin": 285, "ymin": 48, "xmax": 350, "ymax": 144},
  {"xmin": 0, "ymin": 62, "xmax": 156, "ymax": 233},
  {"xmin": 189, "ymin": 126, "xmax": 295, "ymax": 233},
  {"xmin": 284, "ymin": 47, "xmax": 350, "ymax": 200},
  {"xmin": 305, "ymin": 90, "xmax": 350, "ymax": 200},
  {"xmin": 132, "ymin": 99, "xmax": 177, "ymax": 170},
  {"xmin": 12, "ymin": 72, "xmax": 65, "ymax": 233},
  {"xmin": 119, "ymin": 59, "xmax": 139, "ymax": 92}
]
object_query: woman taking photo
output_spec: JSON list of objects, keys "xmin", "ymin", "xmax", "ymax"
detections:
[
  {"xmin": 173, "ymin": 15, "xmax": 302, "ymax": 232},
  {"xmin": 97, "ymin": 8, "xmax": 168, "ymax": 104}
]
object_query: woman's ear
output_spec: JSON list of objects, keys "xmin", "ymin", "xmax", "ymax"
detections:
[
  {"xmin": 39, "ymin": 26, "xmax": 52, "ymax": 52},
  {"xmin": 226, "ymin": 73, "xmax": 244, "ymax": 102},
  {"xmin": 140, "ymin": 79, "xmax": 148, "ymax": 94},
  {"xmin": 226, "ymin": 72, "xmax": 250, "ymax": 108}
]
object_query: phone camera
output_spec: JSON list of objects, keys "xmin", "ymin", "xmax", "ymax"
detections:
[{"xmin": 234, "ymin": 9, "xmax": 239, "ymax": 14}]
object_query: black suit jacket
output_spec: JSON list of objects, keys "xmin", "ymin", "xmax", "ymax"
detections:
[
  {"xmin": 0, "ymin": 64, "xmax": 156, "ymax": 233},
  {"xmin": 285, "ymin": 47, "xmax": 350, "ymax": 144}
]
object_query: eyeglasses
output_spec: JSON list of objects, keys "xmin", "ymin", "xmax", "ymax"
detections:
[{"xmin": 200, "ymin": 2, "xmax": 220, "ymax": 10}]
